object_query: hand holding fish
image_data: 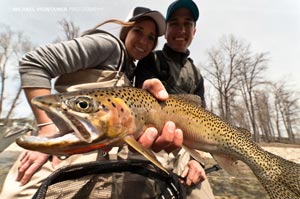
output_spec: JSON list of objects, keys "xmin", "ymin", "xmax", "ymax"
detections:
[
  {"xmin": 140, "ymin": 78, "xmax": 184, "ymax": 153},
  {"xmin": 138, "ymin": 121, "xmax": 183, "ymax": 153},
  {"xmin": 17, "ymin": 79, "xmax": 185, "ymax": 186},
  {"xmin": 142, "ymin": 78, "xmax": 169, "ymax": 99},
  {"xmin": 17, "ymin": 86, "xmax": 300, "ymax": 198}
]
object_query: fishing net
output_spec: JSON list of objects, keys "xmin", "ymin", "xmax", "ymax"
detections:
[{"xmin": 32, "ymin": 159, "xmax": 186, "ymax": 199}]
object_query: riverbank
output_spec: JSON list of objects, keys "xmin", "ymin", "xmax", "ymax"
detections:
[
  {"xmin": 0, "ymin": 142, "xmax": 299, "ymax": 198},
  {"xmin": 205, "ymin": 143, "xmax": 300, "ymax": 198}
]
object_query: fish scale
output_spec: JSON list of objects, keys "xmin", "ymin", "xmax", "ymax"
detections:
[{"xmin": 16, "ymin": 87, "xmax": 300, "ymax": 199}]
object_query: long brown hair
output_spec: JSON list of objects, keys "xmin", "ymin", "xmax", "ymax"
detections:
[{"xmin": 91, "ymin": 17, "xmax": 159, "ymax": 50}]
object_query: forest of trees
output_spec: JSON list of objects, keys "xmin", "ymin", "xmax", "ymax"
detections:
[
  {"xmin": 202, "ymin": 34, "xmax": 300, "ymax": 143},
  {"xmin": 1, "ymin": 22, "xmax": 299, "ymax": 144}
]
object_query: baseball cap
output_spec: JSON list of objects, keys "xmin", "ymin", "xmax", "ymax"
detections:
[
  {"xmin": 126, "ymin": 7, "xmax": 166, "ymax": 36},
  {"xmin": 166, "ymin": 0, "xmax": 199, "ymax": 22}
]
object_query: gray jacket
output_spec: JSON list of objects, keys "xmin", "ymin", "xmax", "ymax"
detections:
[
  {"xmin": 136, "ymin": 44, "xmax": 206, "ymax": 107},
  {"xmin": 19, "ymin": 32, "xmax": 131, "ymax": 89}
]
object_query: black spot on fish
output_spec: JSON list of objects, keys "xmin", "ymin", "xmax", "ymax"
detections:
[{"xmin": 112, "ymin": 102, "xmax": 116, "ymax": 108}]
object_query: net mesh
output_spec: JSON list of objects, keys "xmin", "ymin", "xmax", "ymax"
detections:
[{"xmin": 32, "ymin": 159, "xmax": 185, "ymax": 199}]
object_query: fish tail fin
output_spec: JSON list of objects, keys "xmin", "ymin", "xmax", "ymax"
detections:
[
  {"xmin": 278, "ymin": 154, "xmax": 300, "ymax": 197},
  {"xmin": 255, "ymin": 152, "xmax": 300, "ymax": 199}
]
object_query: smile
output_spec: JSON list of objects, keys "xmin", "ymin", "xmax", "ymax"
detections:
[{"xmin": 135, "ymin": 46, "xmax": 145, "ymax": 53}]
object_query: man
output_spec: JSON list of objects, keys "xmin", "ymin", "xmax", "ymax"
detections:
[{"xmin": 136, "ymin": 0, "xmax": 214, "ymax": 198}]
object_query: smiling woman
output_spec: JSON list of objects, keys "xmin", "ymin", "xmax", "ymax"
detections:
[
  {"xmin": 124, "ymin": 20, "xmax": 158, "ymax": 60},
  {"xmin": 0, "ymin": 6, "xmax": 171, "ymax": 199}
]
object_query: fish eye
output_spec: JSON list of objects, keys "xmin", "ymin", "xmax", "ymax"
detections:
[
  {"xmin": 76, "ymin": 100, "xmax": 89, "ymax": 109},
  {"xmin": 70, "ymin": 96, "xmax": 98, "ymax": 113}
]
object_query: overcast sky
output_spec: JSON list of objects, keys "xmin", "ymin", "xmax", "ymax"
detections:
[{"xmin": 1, "ymin": 0, "xmax": 300, "ymax": 117}]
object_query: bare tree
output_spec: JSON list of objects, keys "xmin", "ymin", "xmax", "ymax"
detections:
[
  {"xmin": 230, "ymin": 102, "xmax": 251, "ymax": 131},
  {"xmin": 54, "ymin": 18, "xmax": 80, "ymax": 42},
  {"xmin": 203, "ymin": 35, "xmax": 272, "ymax": 142},
  {"xmin": 272, "ymin": 82, "xmax": 300, "ymax": 143},
  {"xmin": 254, "ymin": 90, "xmax": 275, "ymax": 142},
  {"xmin": 1, "ymin": 19, "xmax": 80, "ymax": 122},
  {"xmin": 203, "ymin": 35, "xmax": 245, "ymax": 122},
  {"xmin": 0, "ymin": 25, "xmax": 34, "ymax": 121},
  {"xmin": 238, "ymin": 52, "xmax": 269, "ymax": 142},
  {"xmin": 0, "ymin": 26, "xmax": 13, "ymax": 115}
]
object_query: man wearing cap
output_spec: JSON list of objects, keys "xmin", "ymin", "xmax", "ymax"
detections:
[{"xmin": 136, "ymin": 0, "xmax": 215, "ymax": 198}]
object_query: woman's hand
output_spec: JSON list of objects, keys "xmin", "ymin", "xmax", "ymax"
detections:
[
  {"xmin": 16, "ymin": 150, "xmax": 49, "ymax": 185},
  {"xmin": 16, "ymin": 123, "xmax": 60, "ymax": 185},
  {"xmin": 16, "ymin": 151, "xmax": 61, "ymax": 185}
]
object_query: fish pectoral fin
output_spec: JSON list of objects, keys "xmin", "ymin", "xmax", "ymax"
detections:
[
  {"xmin": 123, "ymin": 136, "xmax": 169, "ymax": 174},
  {"xmin": 212, "ymin": 154, "xmax": 240, "ymax": 176},
  {"xmin": 182, "ymin": 145, "xmax": 205, "ymax": 167},
  {"xmin": 173, "ymin": 94, "xmax": 203, "ymax": 107}
]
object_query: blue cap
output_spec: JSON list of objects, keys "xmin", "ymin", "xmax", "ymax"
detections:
[{"xmin": 166, "ymin": 0, "xmax": 199, "ymax": 22}]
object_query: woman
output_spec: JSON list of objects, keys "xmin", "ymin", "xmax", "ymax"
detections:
[{"xmin": 0, "ymin": 7, "xmax": 183, "ymax": 199}]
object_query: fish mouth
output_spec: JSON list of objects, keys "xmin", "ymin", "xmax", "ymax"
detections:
[
  {"xmin": 32, "ymin": 96, "xmax": 97, "ymax": 143},
  {"xmin": 16, "ymin": 94, "xmax": 119, "ymax": 155}
]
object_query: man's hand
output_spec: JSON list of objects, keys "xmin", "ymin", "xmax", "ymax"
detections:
[
  {"xmin": 142, "ymin": 78, "xmax": 169, "ymax": 100},
  {"xmin": 138, "ymin": 121, "xmax": 183, "ymax": 153},
  {"xmin": 180, "ymin": 160, "xmax": 206, "ymax": 186},
  {"xmin": 139, "ymin": 78, "xmax": 183, "ymax": 153}
]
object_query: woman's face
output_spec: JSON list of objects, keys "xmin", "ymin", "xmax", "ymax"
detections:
[{"xmin": 125, "ymin": 19, "xmax": 157, "ymax": 60}]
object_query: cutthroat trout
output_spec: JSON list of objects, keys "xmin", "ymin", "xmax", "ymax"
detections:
[{"xmin": 16, "ymin": 87, "xmax": 300, "ymax": 199}]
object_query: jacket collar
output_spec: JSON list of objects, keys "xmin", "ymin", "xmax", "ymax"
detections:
[{"xmin": 162, "ymin": 44, "xmax": 190, "ymax": 64}]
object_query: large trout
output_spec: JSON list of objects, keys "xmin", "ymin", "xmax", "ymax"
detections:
[{"xmin": 16, "ymin": 87, "xmax": 300, "ymax": 199}]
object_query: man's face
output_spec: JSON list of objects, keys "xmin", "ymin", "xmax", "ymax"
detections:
[{"xmin": 165, "ymin": 8, "xmax": 196, "ymax": 53}]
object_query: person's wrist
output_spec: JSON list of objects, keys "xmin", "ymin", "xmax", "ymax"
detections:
[
  {"xmin": 37, "ymin": 122, "xmax": 54, "ymax": 128},
  {"xmin": 37, "ymin": 123, "xmax": 58, "ymax": 137}
]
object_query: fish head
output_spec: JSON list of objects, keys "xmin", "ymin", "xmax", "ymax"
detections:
[{"xmin": 16, "ymin": 88, "xmax": 138, "ymax": 155}]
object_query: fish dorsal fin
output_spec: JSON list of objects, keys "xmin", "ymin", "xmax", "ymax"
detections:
[
  {"xmin": 212, "ymin": 154, "xmax": 241, "ymax": 176},
  {"xmin": 171, "ymin": 94, "xmax": 203, "ymax": 107},
  {"xmin": 235, "ymin": 127, "xmax": 252, "ymax": 139},
  {"xmin": 123, "ymin": 135, "xmax": 169, "ymax": 174},
  {"xmin": 182, "ymin": 145, "xmax": 205, "ymax": 167}
]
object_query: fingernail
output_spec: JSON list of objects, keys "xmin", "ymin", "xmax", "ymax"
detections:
[
  {"xmin": 158, "ymin": 90, "xmax": 168, "ymax": 99},
  {"xmin": 166, "ymin": 121, "xmax": 175, "ymax": 134},
  {"xmin": 147, "ymin": 128, "xmax": 158, "ymax": 141},
  {"xmin": 175, "ymin": 129, "xmax": 183, "ymax": 139}
]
